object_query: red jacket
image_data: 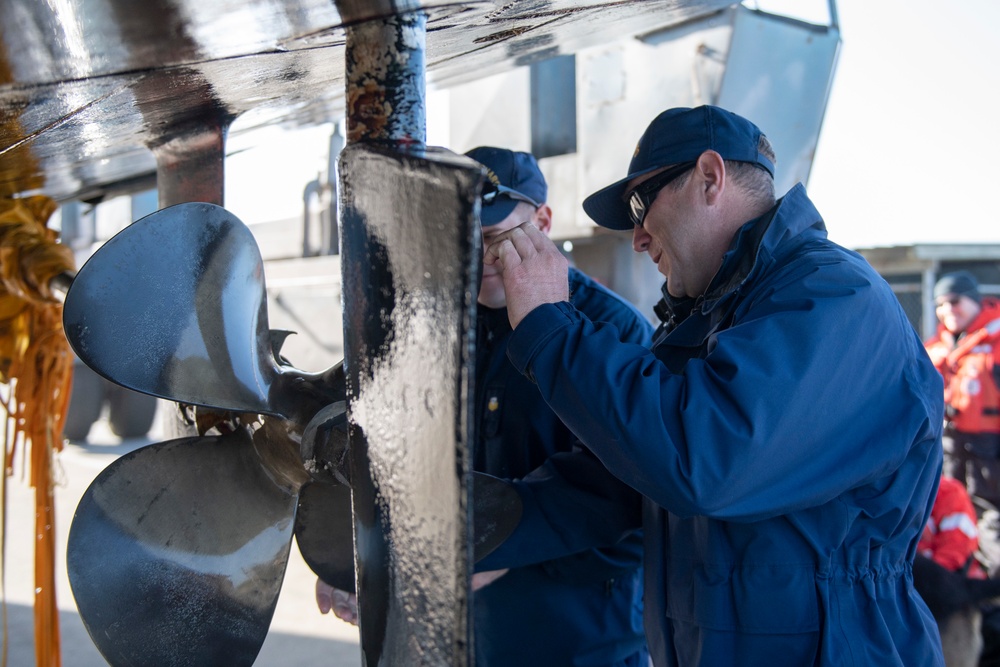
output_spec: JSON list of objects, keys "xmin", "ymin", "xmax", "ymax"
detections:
[
  {"xmin": 919, "ymin": 476, "xmax": 985, "ymax": 577},
  {"xmin": 925, "ymin": 297, "xmax": 1000, "ymax": 434}
]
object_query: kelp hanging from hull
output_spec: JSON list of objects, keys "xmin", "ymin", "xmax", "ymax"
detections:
[{"xmin": 0, "ymin": 195, "xmax": 75, "ymax": 667}]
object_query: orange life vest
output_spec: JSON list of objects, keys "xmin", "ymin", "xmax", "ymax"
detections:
[
  {"xmin": 925, "ymin": 298, "xmax": 1000, "ymax": 434},
  {"xmin": 919, "ymin": 476, "xmax": 985, "ymax": 578}
]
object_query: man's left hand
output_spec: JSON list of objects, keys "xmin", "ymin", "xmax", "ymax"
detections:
[
  {"xmin": 316, "ymin": 578, "xmax": 358, "ymax": 625},
  {"xmin": 471, "ymin": 568, "xmax": 509, "ymax": 591}
]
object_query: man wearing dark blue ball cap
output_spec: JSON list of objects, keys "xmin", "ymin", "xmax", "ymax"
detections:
[
  {"xmin": 464, "ymin": 146, "xmax": 553, "ymax": 311},
  {"xmin": 463, "ymin": 145, "xmax": 651, "ymax": 667},
  {"xmin": 477, "ymin": 106, "xmax": 945, "ymax": 665}
]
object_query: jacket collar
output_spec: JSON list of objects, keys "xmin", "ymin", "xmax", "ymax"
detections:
[{"xmin": 654, "ymin": 183, "xmax": 825, "ymax": 329}]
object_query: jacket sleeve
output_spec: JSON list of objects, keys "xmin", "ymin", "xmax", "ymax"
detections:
[
  {"xmin": 486, "ymin": 274, "xmax": 650, "ymax": 580},
  {"xmin": 506, "ymin": 258, "xmax": 944, "ymax": 523}
]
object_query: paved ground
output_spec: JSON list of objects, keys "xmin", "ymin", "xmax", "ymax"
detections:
[{"xmin": 4, "ymin": 403, "xmax": 361, "ymax": 666}]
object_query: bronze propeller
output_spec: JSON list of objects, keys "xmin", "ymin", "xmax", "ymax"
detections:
[{"xmin": 62, "ymin": 201, "xmax": 520, "ymax": 666}]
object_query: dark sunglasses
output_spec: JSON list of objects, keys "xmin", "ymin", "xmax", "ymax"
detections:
[
  {"xmin": 482, "ymin": 182, "xmax": 541, "ymax": 209},
  {"xmin": 623, "ymin": 162, "xmax": 696, "ymax": 228}
]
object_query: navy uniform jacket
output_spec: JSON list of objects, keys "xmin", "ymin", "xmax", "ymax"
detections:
[
  {"xmin": 480, "ymin": 185, "xmax": 945, "ymax": 666},
  {"xmin": 473, "ymin": 267, "xmax": 651, "ymax": 666}
]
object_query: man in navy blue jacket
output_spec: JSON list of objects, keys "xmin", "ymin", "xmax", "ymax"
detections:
[
  {"xmin": 319, "ymin": 146, "xmax": 652, "ymax": 666},
  {"xmin": 465, "ymin": 146, "xmax": 650, "ymax": 667},
  {"xmin": 478, "ymin": 106, "xmax": 946, "ymax": 666}
]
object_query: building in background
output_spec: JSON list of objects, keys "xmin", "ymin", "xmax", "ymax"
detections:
[{"xmin": 858, "ymin": 244, "xmax": 1000, "ymax": 340}]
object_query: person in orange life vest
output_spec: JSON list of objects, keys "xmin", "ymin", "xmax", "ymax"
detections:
[
  {"xmin": 919, "ymin": 476, "xmax": 986, "ymax": 578},
  {"xmin": 925, "ymin": 271, "xmax": 1000, "ymax": 512}
]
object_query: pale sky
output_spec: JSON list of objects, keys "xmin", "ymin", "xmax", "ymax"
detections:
[
  {"xmin": 226, "ymin": 0, "xmax": 1000, "ymax": 252},
  {"xmin": 801, "ymin": 0, "xmax": 1000, "ymax": 249}
]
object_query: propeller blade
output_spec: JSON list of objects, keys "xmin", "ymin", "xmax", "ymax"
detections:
[
  {"xmin": 67, "ymin": 429, "xmax": 297, "ymax": 667},
  {"xmin": 62, "ymin": 202, "xmax": 280, "ymax": 414},
  {"xmin": 294, "ymin": 481, "xmax": 356, "ymax": 593},
  {"xmin": 471, "ymin": 472, "xmax": 522, "ymax": 563},
  {"xmin": 294, "ymin": 471, "xmax": 522, "ymax": 596}
]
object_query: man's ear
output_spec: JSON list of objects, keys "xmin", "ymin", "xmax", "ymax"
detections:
[
  {"xmin": 532, "ymin": 204, "xmax": 554, "ymax": 235},
  {"xmin": 695, "ymin": 150, "xmax": 726, "ymax": 205}
]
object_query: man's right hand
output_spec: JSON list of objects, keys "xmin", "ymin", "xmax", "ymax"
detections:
[
  {"xmin": 483, "ymin": 222, "xmax": 569, "ymax": 329},
  {"xmin": 316, "ymin": 578, "xmax": 358, "ymax": 626}
]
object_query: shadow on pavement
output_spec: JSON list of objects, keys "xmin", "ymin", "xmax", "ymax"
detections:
[
  {"xmin": 3, "ymin": 601, "xmax": 361, "ymax": 666},
  {"xmin": 64, "ymin": 434, "xmax": 154, "ymax": 457}
]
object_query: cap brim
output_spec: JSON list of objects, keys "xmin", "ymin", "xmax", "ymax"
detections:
[
  {"xmin": 582, "ymin": 166, "xmax": 659, "ymax": 231},
  {"xmin": 479, "ymin": 198, "xmax": 518, "ymax": 227}
]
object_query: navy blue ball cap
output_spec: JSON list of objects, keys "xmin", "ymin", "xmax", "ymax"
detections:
[
  {"xmin": 465, "ymin": 146, "xmax": 547, "ymax": 226},
  {"xmin": 582, "ymin": 105, "xmax": 775, "ymax": 231}
]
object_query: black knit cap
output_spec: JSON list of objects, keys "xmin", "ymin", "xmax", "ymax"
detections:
[{"xmin": 933, "ymin": 271, "xmax": 982, "ymax": 304}]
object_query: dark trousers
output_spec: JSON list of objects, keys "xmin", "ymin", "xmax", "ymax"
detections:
[
  {"xmin": 943, "ymin": 431, "xmax": 1000, "ymax": 513},
  {"xmin": 944, "ymin": 431, "xmax": 1000, "ymax": 580}
]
